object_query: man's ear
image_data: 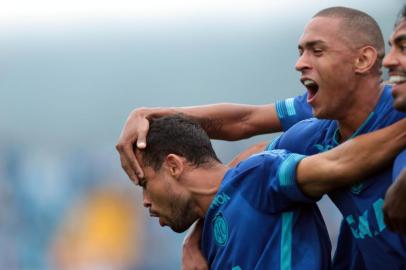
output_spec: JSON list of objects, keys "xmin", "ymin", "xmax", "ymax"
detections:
[
  {"xmin": 164, "ymin": 154, "xmax": 185, "ymax": 179},
  {"xmin": 354, "ymin": 46, "xmax": 378, "ymax": 74}
]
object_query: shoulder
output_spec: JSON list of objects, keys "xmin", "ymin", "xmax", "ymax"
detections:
[
  {"xmin": 234, "ymin": 150, "xmax": 291, "ymax": 172},
  {"xmin": 275, "ymin": 118, "xmax": 333, "ymax": 151},
  {"xmin": 285, "ymin": 118, "xmax": 330, "ymax": 136},
  {"xmin": 224, "ymin": 150, "xmax": 293, "ymax": 185}
]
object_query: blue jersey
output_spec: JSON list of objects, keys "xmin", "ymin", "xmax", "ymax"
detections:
[
  {"xmin": 275, "ymin": 92, "xmax": 313, "ymax": 131},
  {"xmin": 201, "ymin": 150, "xmax": 332, "ymax": 270},
  {"xmin": 271, "ymin": 85, "xmax": 406, "ymax": 270},
  {"xmin": 393, "ymin": 149, "xmax": 406, "ymax": 180}
]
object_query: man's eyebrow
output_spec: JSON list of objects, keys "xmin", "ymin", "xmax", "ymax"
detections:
[{"xmin": 298, "ymin": 40, "xmax": 326, "ymax": 50}]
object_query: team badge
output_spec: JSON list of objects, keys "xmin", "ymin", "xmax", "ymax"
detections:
[{"xmin": 213, "ymin": 212, "xmax": 228, "ymax": 246}]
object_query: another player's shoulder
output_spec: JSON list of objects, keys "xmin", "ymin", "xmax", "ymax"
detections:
[
  {"xmin": 226, "ymin": 150, "xmax": 293, "ymax": 183},
  {"xmin": 278, "ymin": 118, "xmax": 332, "ymax": 144}
]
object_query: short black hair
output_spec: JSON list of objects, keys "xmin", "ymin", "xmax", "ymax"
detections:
[
  {"xmin": 395, "ymin": 5, "xmax": 406, "ymax": 27},
  {"xmin": 314, "ymin": 6, "xmax": 385, "ymax": 72},
  {"xmin": 137, "ymin": 115, "xmax": 220, "ymax": 170}
]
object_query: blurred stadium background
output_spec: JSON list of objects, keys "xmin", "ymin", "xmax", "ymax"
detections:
[{"xmin": 0, "ymin": 0, "xmax": 403, "ymax": 269}]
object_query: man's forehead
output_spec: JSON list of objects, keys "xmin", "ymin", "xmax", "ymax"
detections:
[
  {"xmin": 300, "ymin": 17, "xmax": 342, "ymax": 44},
  {"xmin": 392, "ymin": 19, "xmax": 406, "ymax": 41}
]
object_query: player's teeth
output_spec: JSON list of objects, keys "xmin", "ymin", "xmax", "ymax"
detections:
[
  {"xmin": 389, "ymin": 75, "xmax": 406, "ymax": 84},
  {"xmin": 304, "ymin": 80, "xmax": 315, "ymax": 86}
]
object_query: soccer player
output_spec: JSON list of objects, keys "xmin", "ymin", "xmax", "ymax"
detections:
[
  {"xmin": 382, "ymin": 5, "xmax": 406, "ymax": 236},
  {"xmin": 269, "ymin": 7, "xmax": 406, "ymax": 270},
  {"xmin": 134, "ymin": 115, "xmax": 406, "ymax": 270}
]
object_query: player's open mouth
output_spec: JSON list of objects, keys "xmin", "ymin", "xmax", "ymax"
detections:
[
  {"xmin": 149, "ymin": 210, "xmax": 159, "ymax": 218},
  {"xmin": 150, "ymin": 211, "xmax": 166, "ymax": 226},
  {"xmin": 301, "ymin": 78, "xmax": 319, "ymax": 101},
  {"xmin": 389, "ymin": 75, "xmax": 406, "ymax": 85}
]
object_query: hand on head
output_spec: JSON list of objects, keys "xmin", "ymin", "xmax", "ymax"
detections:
[{"xmin": 116, "ymin": 108, "xmax": 151, "ymax": 184}]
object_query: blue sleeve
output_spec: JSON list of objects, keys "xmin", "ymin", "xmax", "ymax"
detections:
[
  {"xmin": 275, "ymin": 92, "xmax": 313, "ymax": 131},
  {"xmin": 271, "ymin": 152, "xmax": 316, "ymax": 211},
  {"xmin": 393, "ymin": 149, "xmax": 406, "ymax": 181},
  {"xmin": 237, "ymin": 150, "xmax": 315, "ymax": 213},
  {"xmin": 266, "ymin": 119, "xmax": 322, "ymax": 155}
]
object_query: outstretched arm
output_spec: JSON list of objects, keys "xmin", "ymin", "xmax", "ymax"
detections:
[
  {"xmin": 297, "ymin": 118, "xmax": 406, "ymax": 198},
  {"xmin": 116, "ymin": 103, "xmax": 279, "ymax": 183}
]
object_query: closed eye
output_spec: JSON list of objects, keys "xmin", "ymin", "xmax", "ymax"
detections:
[
  {"xmin": 139, "ymin": 178, "xmax": 147, "ymax": 189},
  {"xmin": 313, "ymin": 48, "xmax": 323, "ymax": 56}
]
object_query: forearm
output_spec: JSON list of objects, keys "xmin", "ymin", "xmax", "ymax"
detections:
[
  {"xmin": 117, "ymin": 103, "xmax": 278, "ymax": 183},
  {"xmin": 297, "ymin": 118, "xmax": 406, "ymax": 197},
  {"xmin": 140, "ymin": 103, "xmax": 280, "ymax": 140}
]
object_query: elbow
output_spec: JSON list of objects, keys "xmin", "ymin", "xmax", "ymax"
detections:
[
  {"xmin": 298, "ymin": 182, "xmax": 325, "ymax": 199},
  {"xmin": 296, "ymin": 162, "xmax": 340, "ymax": 198},
  {"xmin": 220, "ymin": 124, "xmax": 256, "ymax": 141}
]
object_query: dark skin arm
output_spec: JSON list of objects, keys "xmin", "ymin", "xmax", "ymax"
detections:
[
  {"xmin": 116, "ymin": 104, "xmax": 280, "ymax": 184},
  {"xmin": 383, "ymin": 169, "xmax": 406, "ymax": 235},
  {"xmin": 297, "ymin": 119, "xmax": 406, "ymax": 198}
]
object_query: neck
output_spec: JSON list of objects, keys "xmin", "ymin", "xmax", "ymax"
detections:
[
  {"xmin": 336, "ymin": 79, "xmax": 383, "ymax": 142},
  {"xmin": 185, "ymin": 162, "xmax": 229, "ymax": 217}
]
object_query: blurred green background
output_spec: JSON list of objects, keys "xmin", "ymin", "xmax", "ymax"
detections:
[{"xmin": 0, "ymin": 0, "xmax": 403, "ymax": 269}]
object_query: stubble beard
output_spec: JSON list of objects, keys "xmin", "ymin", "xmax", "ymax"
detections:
[{"xmin": 168, "ymin": 194, "xmax": 199, "ymax": 233}]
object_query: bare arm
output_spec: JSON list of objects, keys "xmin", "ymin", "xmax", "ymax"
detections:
[
  {"xmin": 297, "ymin": 118, "xmax": 406, "ymax": 198},
  {"xmin": 126, "ymin": 103, "xmax": 279, "ymax": 141},
  {"xmin": 116, "ymin": 103, "xmax": 279, "ymax": 183}
]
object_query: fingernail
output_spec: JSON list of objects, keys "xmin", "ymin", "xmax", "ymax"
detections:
[{"xmin": 137, "ymin": 142, "xmax": 146, "ymax": 148}]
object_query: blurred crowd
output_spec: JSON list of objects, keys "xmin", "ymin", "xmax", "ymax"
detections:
[{"xmin": 0, "ymin": 144, "xmax": 184, "ymax": 270}]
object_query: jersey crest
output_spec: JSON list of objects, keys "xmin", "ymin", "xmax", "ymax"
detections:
[{"xmin": 213, "ymin": 212, "xmax": 229, "ymax": 246}]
